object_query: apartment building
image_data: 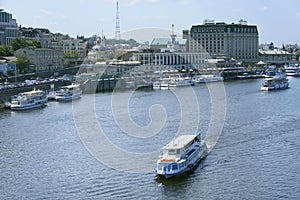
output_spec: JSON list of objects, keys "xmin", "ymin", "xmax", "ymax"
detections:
[{"xmin": 20, "ymin": 27, "xmax": 52, "ymax": 48}]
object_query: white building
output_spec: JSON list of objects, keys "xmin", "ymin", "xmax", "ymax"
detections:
[
  {"xmin": 131, "ymin": 51, "xmax": 210, "ymax": 71},
  {"xmin": 62, "ymin": 38, "xmax": 85, "ymax": 58}
]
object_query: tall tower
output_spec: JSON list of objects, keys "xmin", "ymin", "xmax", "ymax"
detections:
[
  {"xmin": 171, "ymin": 24, "xmax": 176, "ymax": 44},
  {"xmin": 115, "ymin": 1, "xmax": 121, "ymax": 40}
]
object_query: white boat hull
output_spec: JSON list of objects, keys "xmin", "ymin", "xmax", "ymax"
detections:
[
  {"xmin": 10, "ymin": 89, "xmax": 47, "ymax": 111},
  {"xmin": 11, "ymin": 101, "xmax": 47, "ymax": 111},
  {"xmin": 156, "ymin": 150, "xmax": 208, "ymax": 179},
  {"xmin": 55, "ymin": 85, "xmax": 82, "ymax": 102},
  {"xmin": 55, "ymin": 93, "xmax": 81, "ymax": 102},
  {"xmin": 261, "ymin": 82, "xmax": 289, "ymax": 91}
]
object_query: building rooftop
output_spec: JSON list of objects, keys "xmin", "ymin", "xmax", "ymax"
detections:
[
  {"xmin": 163, "ymin": 134, "xmax": 197, "ymax": 150},
  {"xmin": 259, "ymin": 50, "xmax": 291, "ymax": 55},
  {"xmin": 151, "ymin": 37, "xmax": 187, "ymax": 46}
]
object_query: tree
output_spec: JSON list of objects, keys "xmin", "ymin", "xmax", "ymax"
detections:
[
  {"xmin": 28, "ymin": 40, "xmax": 41, "ymax": 48},
  {"xmin": 15, "ymin": 56, "xmax": 29, "ymax": 73},
  {"xmin": 0, "ymin": 45, "xmax": 13, "ymax": 56},
  {"xmin": 269, "ymin": 42, "xmax": 274, "ymax": 50},
  {"xmin": 10, "ymin": 38, "xmax": 28, "ymax": 51},
  {"xmin": 64, "ymin": 51, "xmax": 79, "ymax": 58}
]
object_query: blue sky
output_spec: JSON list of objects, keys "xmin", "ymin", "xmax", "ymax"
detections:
[{"xmin": 1, "ymin": 0, "xmax": 299, "ymax": 46}]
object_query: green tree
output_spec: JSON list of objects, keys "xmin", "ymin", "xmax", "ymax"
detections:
[
  {"xmin": 10, "ymin": 38, "xmax": 28, "ymax": 51},
  {"xmin": 64, "ymin": 51, "xmax": 79, "ymax": 58},
  {"xmin": 28, "ymin": 40, "xmax": 41, "ymax": 48},
  {"xmin": 0, "ymin": 45, "xmax": 13, "ymax": 56},
  {"xmin": 16, "ymin": 56, "xmax": 29, "ymax": 73}
]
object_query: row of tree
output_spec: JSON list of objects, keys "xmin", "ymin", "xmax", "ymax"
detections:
[
  {"xmin": 0, "ymin": 38, "xmax": 41, "ymax": 57},
  {"xmin": 0, "ymin": 38, "xmax": 41, "ymax": 74}
]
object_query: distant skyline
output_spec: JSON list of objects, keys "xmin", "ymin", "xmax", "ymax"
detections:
[{"xmin": 2, "ymin": 0, "xmax": 300, "ymax": 46}]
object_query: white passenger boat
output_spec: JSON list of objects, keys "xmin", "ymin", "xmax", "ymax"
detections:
[
  {"xmin": 261, "ymin": 74, "xmax": 289, "ymax": 91},
  {"xmin": 153, "ymin": 81, "xmax": 161, "ymax": 89},
  {"xmin": 10, "ymin": 89, "xmax": 47, "ymax": 111},
  {"xmin": 168, "ymin": 80, "xmax": 177, "ymax": 88},
  {"xmin": 175, "ymin": 77, "xmax": 195, "ymax": 87},
  {"xmin": 47, "ymin": 91, "xmax": 56, "ymax": 101},
  {"xmin": 161, "ymin": 77, "xmax": 195, "ymax": 89},
  {"xmin": 155, "ymin": 131, "xmax": 208, "ymax": 179},
  {"xmin": 192, "ymin": 74, "xmax": 223, "ymax": 83},
  {"xmin": 55, "ymin": 84, "xmax": 82, "ymax": 101},
  {"xmin": 160, "ymin": 81, "xmax": 169, "ymax": 90},
  {"xmin": 285, "ymin": 66, "xmax": 300, "ymax": 76}
]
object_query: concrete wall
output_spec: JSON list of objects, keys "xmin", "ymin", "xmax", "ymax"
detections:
[{"xmin": 0, "ymin": 81, "xmax": 70, "ymax": 102}]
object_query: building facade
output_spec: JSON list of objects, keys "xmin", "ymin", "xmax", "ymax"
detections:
[
  {"xmin": 0, "ymin": 57, "xmax": 16, "ymax": 76},
  {"xmin": 150, "ymin": 37, "xmax": 187, "ymax": 52},
  {"xmin": 189, "ymin": 19, "xmax": 259, "ymax": 64},
  {"xmin": 0, "ymin": 10, "xmax": 19, "ymax": 46},
  {"xmin": 19, "ymin": 27, "xmax": 52, "ymax": 48},
  {"xmin": 15, "ymin": 47, "xmax": 64, "ymax": 72},
  {"xmin": 132, "ymin": 51, "xmax": 210, "ymax": 71},
  {"xmin": 258, "ymin": 50, "xmax": 292, "ymax": 66}
]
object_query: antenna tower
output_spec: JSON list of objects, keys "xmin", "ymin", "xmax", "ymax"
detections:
[{"xmin": 115, "ymin": 1, "xmax": 121, "ymax": 40}]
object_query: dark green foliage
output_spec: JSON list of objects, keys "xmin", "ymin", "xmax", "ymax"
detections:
[
  {"xmin": 64, "ymin": 51, "xmax": 79, "ymax": 58},
  {"xmin": 27, "ymin": 40, "xmax": 41, "ymax": 48},
  {"xmin": 15, "ymin": 56, "xmax": 29, "ymax": 73},
  {"xmin": 10, "ymin": 38, "xmax": 41, "ymax": 51},
  {"xmin": 0, "ymin": 45, "xmax": 13, "ymax": 56},
  {"xmin": 10, "ymin": 38, "xmax": 28, "ymax": 51}
]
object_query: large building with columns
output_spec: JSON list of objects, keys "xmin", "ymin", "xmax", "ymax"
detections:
[{"xmin": 131, "ymin": 51, "xmax": 210, "ymax": 71}]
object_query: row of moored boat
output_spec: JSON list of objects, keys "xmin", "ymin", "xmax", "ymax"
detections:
[{"xmin": 10, "ymin": 84, "xmax": 82, "ymax": 111}]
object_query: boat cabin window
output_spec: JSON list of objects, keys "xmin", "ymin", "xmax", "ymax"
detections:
[
  {"xmin": 172, "ymin": 164, "xmax": 178, "ymax": 170},
  {"xmin": 176, "ymin": 149, "xmax": 181, "ymax": 154},
  {"xmin": 158, "ymin": 164, "xmax": 163, "ymax": 170},
  {"xmin": 168, "ymin": 149, "xmax": 176, "ymax": 155}
]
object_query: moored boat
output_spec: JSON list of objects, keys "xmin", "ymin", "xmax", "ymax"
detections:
[
  {"xmin": 55, "ymin": 84, "xmax": 82, "ymax": 101},
  {"xmin": 153, "ymin": 81, "xmax": 161, "ymax": 89},
  {"xmin": 47, "ymin": 90, "xmax": 56, "ymax": 101},
  {"xmin": 285, "ymin": 65, "xmax": 300, "ymax": 76},
  {"xmin": 174, "ymin": 77, "xmax": 195, "ymax": 87},
  {"xmin": 192, "ymin": 74, "xmax": 223, "ymax": 83},
  {"xmin": 155, "ymin": 131, "xmax": 208, "ymax": 179},
  {"xmin": 160, "ymin": 81, "xmax": 169, "ymax": 90},
  {"xmin": 10, "ymin": 89, "xmax": 47, "ymax": 111}
]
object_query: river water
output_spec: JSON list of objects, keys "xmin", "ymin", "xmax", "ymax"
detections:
[{"xmin": 0, "ymin": 77, "xmax": 299, "ymax": 200}]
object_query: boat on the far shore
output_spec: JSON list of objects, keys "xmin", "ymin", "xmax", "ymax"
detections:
[
  {"xmin": 285, "ymin": 65, "xmax": 300, "ymax": 76},
  {"xmin": 55, "ymin": 84, "xmax": 82, "ymax": 102},
  {"xmin": 10, "ymin": 89, "xmax": 47, "ymax": 111},
  {"xmin": 261, "ymin": 74, "xmax": 289, "ymax": 91},
  {"xmin": 192, "ymin": 74, "xmax": 223, "ymax": 83}
]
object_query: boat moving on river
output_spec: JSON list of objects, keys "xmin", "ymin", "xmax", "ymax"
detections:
[
  {"xmin": 261, "ymin": 74, "xmax": 289, "ymax": 91},
  {"xmin": 155, "ymin": 131, "xmax": 208, "ymax": 179}
]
